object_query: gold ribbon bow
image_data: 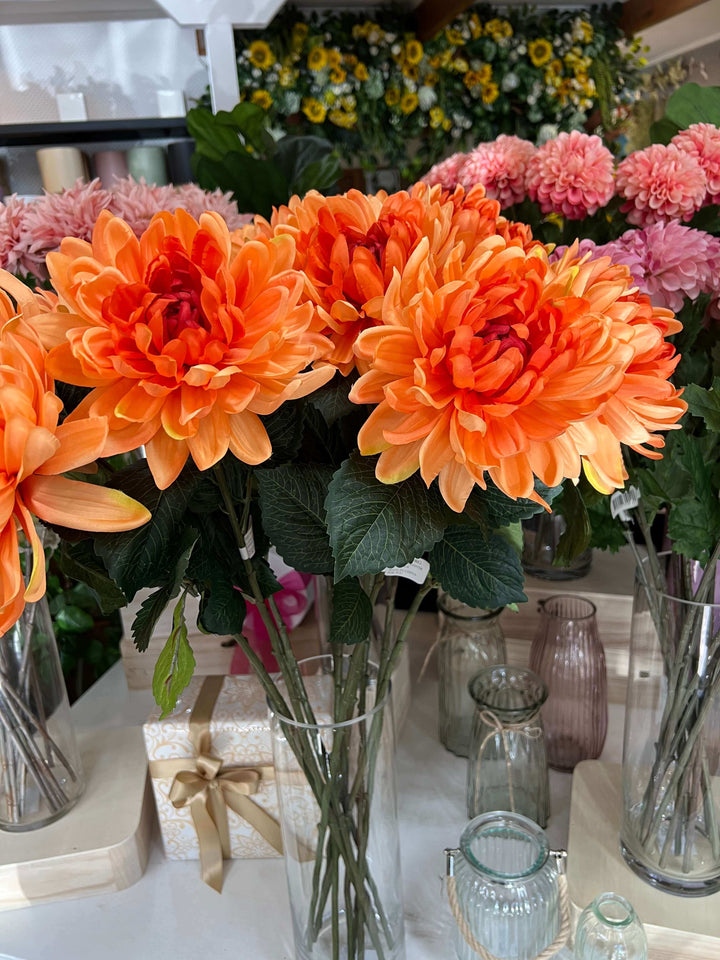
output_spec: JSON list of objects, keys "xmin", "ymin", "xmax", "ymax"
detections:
[
  {"xmin": 148, "ymin": 675, "xmax": 284, "ymax": 893},
  {"xmin": 475, "ymin": 709, "xmax": 542, "ymax": 814}
]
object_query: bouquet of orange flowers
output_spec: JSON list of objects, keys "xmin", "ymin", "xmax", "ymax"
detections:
[{"xmin": 0, "ymin": 183, "xmax": 686, "ymax": 957}]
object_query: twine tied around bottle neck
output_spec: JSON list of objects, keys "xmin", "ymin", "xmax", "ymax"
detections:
[
  {"xmin": 474, "ymin": 709, "xmax": 542, "ymax": 815},
  {"xmin": 446, "ymin": 848, "xmax": 570, "ymax": 960}
]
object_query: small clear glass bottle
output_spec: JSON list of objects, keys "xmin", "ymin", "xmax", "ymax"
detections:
[
  {"xmin": 437, "ymin": 594, "xmax": 506, "ymax": 757},
  {"xmin": 467, "ymin": 665, "xmax": 550, "ymax": 828},
  {"xmin": 446, "ymin": 812, "xmax": 569, "ymax": 960},
  {"xmin": 522, "ymin": 512, "xmax": 592, "ymax": 581},
  {"xmin": 574, "ymin": 892, "xmax": 648, "ymax": 960}
]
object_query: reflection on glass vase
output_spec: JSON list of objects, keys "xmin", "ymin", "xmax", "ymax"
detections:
[
  {"xmin": 270, "ymin": 655, "xmax": 404, "ymax": 960},
  {"xmin": 522, "ymin": 513, "xmax": 592, "ymax": 581},
  {"xmin": 621, "ymin": 554, "xmax": 720, "ymax": 897},
  {"xmin": 0, "ymin": 594, "xmax": 84, "ymax": 830},
  {"xmin": 437, "ymin": 594, "xmax": 506, "ymax": 757}
]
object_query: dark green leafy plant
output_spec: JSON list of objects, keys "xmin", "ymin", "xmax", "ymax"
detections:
[{"xmin": 187, "ymin": 102, "xmax": 340, "ymax": 218}]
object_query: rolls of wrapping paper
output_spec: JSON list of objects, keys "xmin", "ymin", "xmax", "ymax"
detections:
[
  {"xmin": 36, "ymin": 147, "xmax": 87, "ymax": 193},
  {"xmin": 127, "ymin": 145, "xmax": 169, "ymax": 186},
  {"xmin": 167, "ymin": 140, "xmax": 195, "ymax": 185},
  {"xmin": 93, "ymin": 150, "xmax": 129, "ymax": 189}
]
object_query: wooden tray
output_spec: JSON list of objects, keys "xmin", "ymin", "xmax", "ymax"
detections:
[
  {"xmin": 0, "ymin": 725, "xmax": 152, "ymax": 911},
  {"xmin": 567, "ymin": 760, "xmax": 720, "ymax": 959}
]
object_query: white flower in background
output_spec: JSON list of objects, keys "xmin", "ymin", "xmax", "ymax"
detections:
[
  {"xmin": 370, "ymin": 45, "xmax": 379, "ymax": 55},
  {"xmin": 502, "ymin": 72, "xmax": 519, "ymax": 92},
  {"xmin": 285, "ymin": 92, "xmax": 301, "ymax": 114},
  {"xmin": 418, "ymin": 85, "xmax": 437, "ymax": 110},
  {"xmin": 385, "ymin": 32, "xmax": 396, "ymax": 43},
  {"xmin": 517, "ymin": 43, "xmax": 527, "ymax": 55},
  {"xmin": 365, "ymin": 70, "xmax": 384, "ymax": 99},
  {"xmin": 537, "ymin": 123, "xmax": 559, "ymax": 144},
  {"xmin": 252, "ymin": 68, "xmax": 261, "ymax": 79},
  {"xmin": 405, "ymin": 78, "xmax": 417, "ymax": 93},
  {"xmin": 527, "ymin": 94, "xmax": 537, "ymax": 105},
  {"xmin": 391, "ymin": 43, "xmax": 401, "ymax": 55}
]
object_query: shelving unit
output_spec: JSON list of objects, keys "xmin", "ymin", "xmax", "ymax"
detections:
[{"xmin": 0, "ymin": 117, "xmax": 188, "ymax": 148}]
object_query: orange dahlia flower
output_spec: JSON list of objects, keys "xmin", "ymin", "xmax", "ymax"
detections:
[
  {"xmin": 34, "ymin": 210, "xmax": 332, "ymax": 489},
  {"xmin": 350, "ymin": 239, "xmax": 686, "ymax": 511},
  {"xmin": 251, "ymin": 183, "xmax": 530, "ymax": 374},
  {"xmin": 0, "ymin": 283, "xmax": 150, "ymax": 634}
]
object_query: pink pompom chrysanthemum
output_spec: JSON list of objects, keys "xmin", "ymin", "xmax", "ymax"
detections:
[
  {"xmin": 421, "ymin": 152, "xmax": 466, "ymax": 191},
  {"xmin": 457, "ymin": 135, "xmax": 536, "ymax": 208},
  {"xmin": 22, "ymin": 178, "xmax": 112, "ymax": 265},
  {"xmin": 108, "ymin": 176, "xmax": 179, "ymax": 236},
  {"xmin": 549, "ymin": 238, "xmax": 599, "ymax": 264},
  {"xmin": 616, "ymin": 143, "xmax": 707, "ymax": 227},
  {"xmin": 526, "ymin": 131, "xmax": 615, "ymax": 219},
  {"xmin": 173, "ymin": 183, "xmax": 248, "ymax": 229},
  {"xmin": 0, "ymin": 195, "xmax": 44, "ymax": 278},
  {"xmin": 671, "ymin": 123, "xmax": 720, "ymax": 206}
]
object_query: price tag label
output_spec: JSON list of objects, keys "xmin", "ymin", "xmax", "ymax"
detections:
[
  {"xmin": 610, "ymin": 486, "xmax": 641, "ymax": 521},
  {"xmin": 239, "ymin": 522, "xmax": 256, "ymax": 559},
  {"xmin": 383, "ymin": 557, "xmax": 430, "ymax": 584}
]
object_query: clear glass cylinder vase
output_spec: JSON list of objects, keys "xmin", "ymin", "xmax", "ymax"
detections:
[
  {"xmin": 574, "ymin": 892, "xmax": 648, "ymax": 960},
  {"xmin": 0, "ymin": 595, "xmax": 84, "ymax": 831},
  {"xmin": 467, "ymin": 665, "xmax": 550, "ymax": 828},
  {"xmin": 270, "ymin": 654, "xmax": 404, "ymax": 960},
  {"xmin": 529, "ymin": 595, "xmax": 608, "ymax": 772},
  {"xmin": 621, "ymin": 555, "xmax": 720, "ymax": 896},
  {"xmin": 437, "ymin": 594, "xmax": 506, "ymax": 757},
  {"xmin": 522, "ymin": 513, "xmax": 592, "ymax": 581},
  {"xmin": 447, "ymin": 812, "xmax": 568, "ymax": 960}
]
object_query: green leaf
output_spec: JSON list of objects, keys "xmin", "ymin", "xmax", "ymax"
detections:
[
  {"xmin": 94, "ymin": 463, "xmax": 200, "ymax": 599},
  {"xmin": 667, "ymin": 500, "xmax": 719, "ymax": 562},
  {"xmin": 186, "ymin": 107, "xmax": 246, "ymax": 161},
  {"xmin": 273, "ymin": 135, "xmax": 340, "ymax": 195},
  {"xmin": 198, "ymin": 574, "xmax": 247, "ymax": 636},
  {"xmin": 58, "ymin": 540, "xmax": 128, "ymax": 615},
  {"xmin": 193, "ymin": 153, "xmax": 288, "ymax": 220},
  {"xmin": 429, "ymin": 527, "xmax": 526, "ymax": 609},
  {"xmin": 309, "ymin": 375, "xmax": 358, "ymax": 427},
  {"xmin": 463, "ymin": 481, "xmax": 560, "ymax": 531},
  {"xmin": 152, "ymin": 591, "xmax": 196, "ymax": 718},
  {"xmin": 131, "ymin": 527, "xmax": 198, "ymax": 652},
  {"xmin": 665, "ymin": 83, "xmax": 720, "ymax": 129},
  {"xmin": 649, "ymin": 117, "xmax": 681, "ymax": 145},
  {"xmin": 257, "ymin": 464, "xmax": 335, "ymax": 574},
  {"xmin": 54, "ymin": 606, "xmax": 95, "ymax": 633},
  {"xmin": 263, "ymin": 402, "xmax": 305, "ymax": 463},
  {"xmin": 684, "ymin": 377, "xmax": 720, "ymax": 433},
  {"xmin": 325, "ymin": 454, "xmax": 447, "ymax": 580},
  {"xmin": 554, "ymin": 480, "xmax": 592, "ymax": 566},
  {"xmin": 329, "ymin": 578, "xmax": 373, "ymax": 645}
]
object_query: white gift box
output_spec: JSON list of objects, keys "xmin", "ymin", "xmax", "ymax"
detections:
[{"xmin": 143, "ymin": 674, "xmax": 283, "ymax": 862}]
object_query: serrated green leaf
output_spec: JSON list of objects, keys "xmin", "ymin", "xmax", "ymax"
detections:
[
  {"xmin": 131, "ymin": 527, "xmax": 198, "ymax": 652},
  {"xmin": 684, "ymin": 378, "xmax": 720, "ymax": 432},
  {"xmin": 463, "ymin": 480, "xmax": 560, "ymax": 531},
  {"xmin": 329, "ymin": 578, "xmax": 373, "ymax": 645},
  {"xmin": 309, "ymin": 375, "xmax": 358, "ymax": 427},
  {"xmin": 198, "ymin": 575, "xmax": 247, "ymax": 636},
  {"xmin": 257, "ymin": 464, "xmax": 334, "ymax": 574},
  {"xmin": 58, "ymin": 540, "xmax": 127, "ymax": 615},
  {"xmin": 94, "ymin": 464, "xmax": 200, "ymax": 599},
  {"xmin": 263, "ymin": 402, "xmax": 305, "ymax": 463},
  {"xmin": 429, "ymin": 527, "xmax": 526, "ymax": 609},
  {"xmin": 152, "ymin": 592, "xmax": 196, "ymax": 718},
  {"xmin": 667, "ymin": 500, "xmax": 718, "ymax": 562},
  {"xmin": 325, "ymin": 454, "xmax": 446, "ymax": 580}
]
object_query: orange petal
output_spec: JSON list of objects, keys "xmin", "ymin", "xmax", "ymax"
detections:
[
  {"xmin": 21, "ymin": 475, "xmax": 151, "ymax": 531},
  {"xmin": 36, "ymin": 417, "xmax": 108, "ymax": 475},
  {"xmin": 0, "ymin": 520, "xmax": 25, "ymax": 635},
  {"xmin": 227, "ymin": 412, "xmax": 272, "ymax": 465},
  {"xmin": 145, "ymin": 431, "xmax": 190, "ymax": 490}
]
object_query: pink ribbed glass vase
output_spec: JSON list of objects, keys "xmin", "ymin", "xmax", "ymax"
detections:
[{"xmin": 529, "ymin": 595, "xmax": 608, "ymax": 771}]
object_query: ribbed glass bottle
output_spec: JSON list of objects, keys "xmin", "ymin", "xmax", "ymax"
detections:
[
  {"xmin": 574, "ymin": 892, "xmax": 648, "ymax": 960},
  {"xmin": 449, "ymin": 812, "xmax": 564, "ymax": 960},
  {"xmin": 529, "ymin": 595, "xmax": 607, "ymax": 772},
  {"xmin": 437, "ymin": 594, "xmax": 506, "ymax": 757}
]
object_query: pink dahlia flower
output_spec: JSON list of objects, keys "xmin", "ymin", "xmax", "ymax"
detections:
[
  {"xmin": 672, "ymin": 123, "xmax": 720, "ymax": 206},
  {"xmin": 23, "ymin": 178, "xmax": 112, "ymax": 264},
  {"xmin": 526, "ymin": 131, "xmax": 615, "ymax": 219},
  {"xmin": 108, "ymin": 176, "xmax": 179, "ymax": 235},
  {"xmin": 549, "ymin": 238, "xmax": 599, "ymax": 263},
  {"xmin": 593, "ymin": 222, "xmax": 720, "ymax": 313},
  {"xmin": 0, "ymin": 195, "xmax": 44, "ymax": 278},
  {"xmin": 173, "ymin": 183, "xmax": 248, "ymax": 229},
  {"xmin": 457, "ymin": 135, "xmax": 536, "ymax": 207},
  {"xmin": 421, "ymin": 152, "xmax": 467, "ymax": 191},
  {"xmin": 616, "ymin": 143, "xmax": 706, "ymax": 227}
]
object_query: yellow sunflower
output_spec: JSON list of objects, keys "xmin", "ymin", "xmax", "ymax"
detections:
[
  {"xmin": 248, "ymin": 40, "xmax": 274, "ymax": 71},
  {"xmin": 481, "ymin": 82, "xmax": 500, "ymax": 105},
  {"xmin": 354, "ymin": 63, "xmax": 369, "ymax": 82},
  {"xmin": 402, "ymin": 62, "xmax": 419, "ymax": 82},
  {"xmin": 329, "ymin": 108, "xmax": 357, "ymax": 129},
  {"xmin": 529, "ymin": 39, "xmax": 553, "ymax": 67},
  {"xmin": 385, "ymin": 87, "xmax": 400, "ymax": 107},
  {"xmin": 445, "ymin": 27, "xmax": 464, "ymax": 45},
  {"xmin": 302, "ymin": 98, "xmax": 327, "ymax": 123},
  {"xmin": 251, "ymin": 89, "xmax": 273, "ymax": 110},
  {"xmin": 405, "ymin": 39, "xmax": 424, "ymax": 65},
  {"xmin": 579, "ymin": 20, "xmax": 594, "ymax": 43},
  {"xmin": 329, "ymin": 66, "xmax": 347, "ymax": 84},
  {"xmin": 485, "ymin": 18, "xmax": 513, "ymax": 40},
  {"xmin": 429, "ymin": 106, "xmax": 445, "ymax": 128},
  {"xmin": 328, "ymin": 49, "xmax": 342, "ymax": 68},
  {"xmin": 400, "ymin": 91, "xmax": 419, "ymax": 114},
  {"xmin": 307, "ymin": 47, "xmax": 328, "ymax": 71}
]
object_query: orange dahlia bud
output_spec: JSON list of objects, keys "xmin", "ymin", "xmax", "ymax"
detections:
[{"xmin": 37, "ymin": 210, "xmax": 332, "ymax": 490}]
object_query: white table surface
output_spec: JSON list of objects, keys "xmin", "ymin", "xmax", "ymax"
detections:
[{"xmin": 0, "ymin": 634, "xmax": 624, "ymax": 960}]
